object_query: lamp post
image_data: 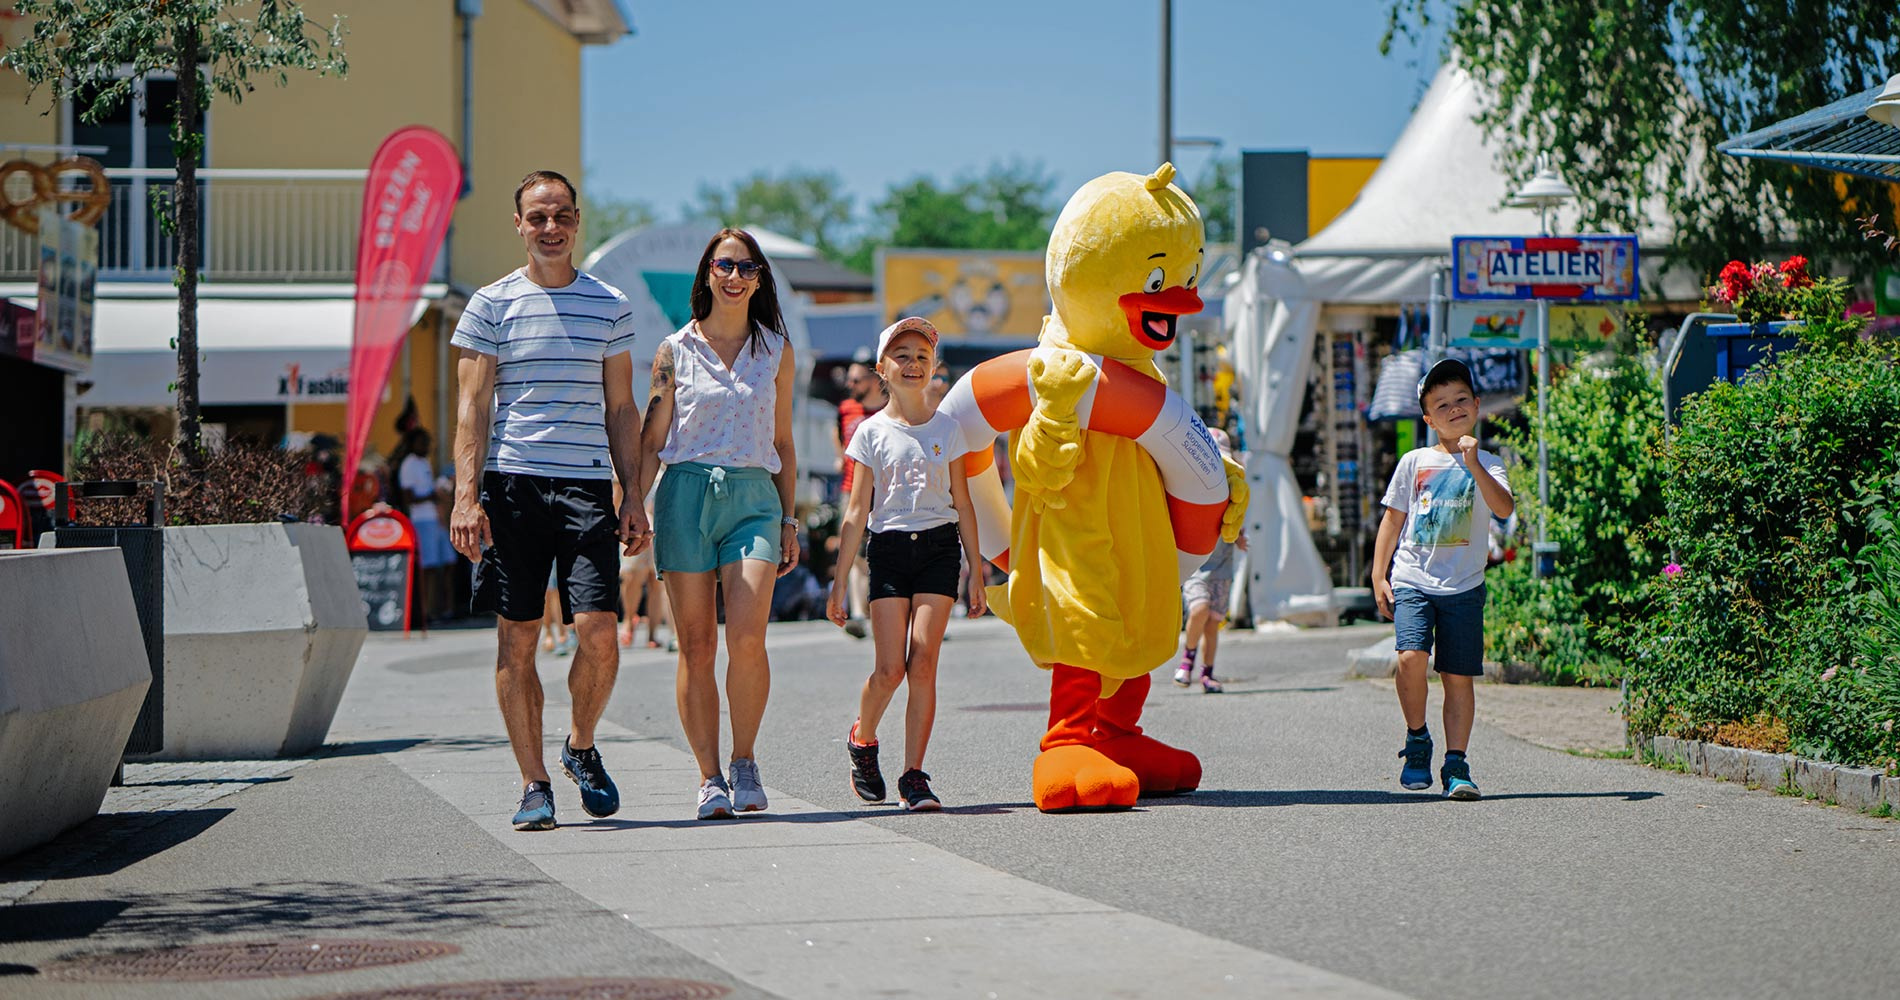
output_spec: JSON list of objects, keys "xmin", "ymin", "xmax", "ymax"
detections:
[
  {"xmin": 1509, "ymin": 156, "xmax": 1576, "ymax": 579},
  {"xmin": 1159, "ymin": 0, "xmax": 1173, "ymax": 168},
  {"xmin": 1868, "ymin": 72, "xmax": 1900, "ymax": 127}
]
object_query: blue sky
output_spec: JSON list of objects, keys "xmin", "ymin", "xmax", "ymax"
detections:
[{"xmin": 581, "ymin": 2, "xmax": 1442, "ymax": 220}]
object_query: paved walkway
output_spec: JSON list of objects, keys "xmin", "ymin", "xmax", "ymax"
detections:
[{"xmin": 4, "ymin": 619, "xmax": 1896, "ymax": 1000}]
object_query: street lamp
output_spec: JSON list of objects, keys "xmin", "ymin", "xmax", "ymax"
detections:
[
  {"xmin": 1509, "ymin": 156, "xmax": 1575, "ymax": 578},
  {"xmin": 1868, "ymin": 72, "xmax": 1900, "ymax": 128}
]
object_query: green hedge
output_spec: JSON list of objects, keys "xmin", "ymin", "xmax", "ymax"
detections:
[
  {"xmin": 1623, "ymin": 341, "xmax": 1900, "ymax": 771},
  {"xmin": 1484, "ymin": 354, "xmax": 1668, "ymax": 685}
]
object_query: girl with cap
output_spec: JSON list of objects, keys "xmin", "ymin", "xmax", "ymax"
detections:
[{"xmin": 827, "ymin": 316, "xmax": 987, "ymax": 810}]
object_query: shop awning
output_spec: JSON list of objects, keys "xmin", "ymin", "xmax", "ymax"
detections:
[
  {"xmin": 1717, "ymin": 80, "xmax": 1900, "ymax": 183},
  {"xmin": 13, "ymin": 288, "xmax": 442, "ymax": 407}
]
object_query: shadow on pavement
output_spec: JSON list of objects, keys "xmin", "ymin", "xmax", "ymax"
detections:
[
  {"xmin": 20, "ymin": 875, "xmax": 557, "ymax": 949},
  {"xmin": 1180, "ymin": 788, "xmax": 1664, "ymax": 807},
  {"xmin": 310, "ymin": 738, "xmax": 431, "ymax": 758},
  {"xmin": 0, "ymin": 900, "xmax": 132, "ymax": 942},
  {"xmin": 0, "ymin": 809, "xmax": 231, "ymax": 882}
]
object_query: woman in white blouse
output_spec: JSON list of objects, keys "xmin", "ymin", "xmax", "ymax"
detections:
[{"xmin": 635, "ymin": 227, "xmax": 799, "ymax": 821}]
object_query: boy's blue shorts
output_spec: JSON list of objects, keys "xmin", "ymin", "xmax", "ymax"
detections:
[{"xmin": 1393, "ymin": 583, "xmax": 1486, "ymax": 676}]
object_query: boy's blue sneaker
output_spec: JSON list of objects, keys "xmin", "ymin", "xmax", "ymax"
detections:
[
  {"xmin": 560, "ymin": 738, "xmax": 620, "ymax": 818},
  {"xmin": 1398, "ymin": 731, "xmax": 1434, "ymax": 790},
  {"xmin": 1441, "ymin": 754, "xmax": 1482, "ymax": 800},
  {"xmin": 512, "ymin": 781, "xmax": 556, "ymax": 831}
]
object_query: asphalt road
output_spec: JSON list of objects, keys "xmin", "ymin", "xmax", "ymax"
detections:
[{"xmin": 599, "ymin": 617, "xmax": 1900, "ymax": 1000}]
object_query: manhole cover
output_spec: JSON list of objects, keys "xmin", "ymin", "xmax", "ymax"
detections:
[
  {"xmin": 41, "ymin": 939, "xmax": 460, "ymax": 982},
  {"xmin": 961, "ymin": 702, "xmax": 1046, "ymax": 713},
  {"xmin": 315, "ymin": 979, "xmax": 732, "ymax": 999}
]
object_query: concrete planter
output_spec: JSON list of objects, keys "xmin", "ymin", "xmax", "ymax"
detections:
[
  {"xmin": 153, "ymin": 523, "xmax": 368, "ymax": 760},
  {"xmin": 0, "ymin": 549, "xmax": 151, "ymax": 859}
]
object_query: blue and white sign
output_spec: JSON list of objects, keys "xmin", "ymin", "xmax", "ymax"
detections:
[{"xmin": 1452, "ymin": 235, "xmax": 1640, "ymax": 302}]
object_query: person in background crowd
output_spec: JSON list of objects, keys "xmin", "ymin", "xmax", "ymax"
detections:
[
  {"xmin": 397, "ymin": 427, "xmax": 455, "ymax": 623},
  {"xmin": 831, "ymin": 352, "xmax": 887, "ymax": 639}
]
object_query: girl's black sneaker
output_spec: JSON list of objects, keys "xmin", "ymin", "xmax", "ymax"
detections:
[
  {"xmin": 897, "ymin": 769, "xmax": 941, "ymax": 811},
  {"xmin": 848, "ymin": 723, "xmax": 885, "ymax": 802}
]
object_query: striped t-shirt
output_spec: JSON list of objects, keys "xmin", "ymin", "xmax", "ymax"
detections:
[{"xmin": 450, "ymin": 269, "xmax": 635, "ymax": 480}]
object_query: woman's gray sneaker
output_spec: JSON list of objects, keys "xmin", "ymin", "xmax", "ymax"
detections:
[
  {"xmin": 729, "ymin": 758, "xmax": 768, "ymax": 812},
  {"xmin": 697, "ymin": 775, "xmax": 734, "ymax": 820}
]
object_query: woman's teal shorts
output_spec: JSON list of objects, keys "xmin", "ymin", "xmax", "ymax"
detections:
[{"xmin": 654, "ymin": 461, "xmax": 782, "ymax": 574}]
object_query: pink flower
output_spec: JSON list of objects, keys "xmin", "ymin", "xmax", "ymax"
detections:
[
  {"xmin": 1820, "ymin": 666, "xmax": 1838, "ymax": 682},
  {"xmin": 1663, "ymin": 562, "xmax": 1682, "ymax": 577}
]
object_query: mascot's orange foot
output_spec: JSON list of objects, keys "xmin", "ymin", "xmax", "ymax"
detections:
[
  {"xmin": 1094, "ymin": 734, "xmax": 1202, "ymax": 796},
  {"xmin": 1032, "ymin": 744, "xmax": 1140, "ymax": 812}
]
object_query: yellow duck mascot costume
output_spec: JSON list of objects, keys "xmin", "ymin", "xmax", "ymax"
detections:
[{"xmin": 937, "ymin": 164, "xmax": 1249, "ymax": 811}]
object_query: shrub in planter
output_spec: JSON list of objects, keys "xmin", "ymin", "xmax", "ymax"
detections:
[
  {"xmin": 69, "ymin": 432, "xmax": 325, "ymax": 527},
  {"xmin": 63, "ymin": 432, "xmax": 365, "ymax": 760},
  {"xmin": 1624, "ymin": 340, "xmax": 1900, "ymax": 770},
  {"xmin": 1484, "ymin": 353, "xmax": 1667, "ymax": 684}
]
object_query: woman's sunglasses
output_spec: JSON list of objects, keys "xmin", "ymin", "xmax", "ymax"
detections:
[{"xmin": 711, "ymin": 257, "xmax": 762, "ymax": 280}]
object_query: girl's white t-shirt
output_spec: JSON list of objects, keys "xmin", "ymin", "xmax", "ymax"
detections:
[{"xmin": 846, "ymin": 410, "xmax": 961, "ymax": 533}]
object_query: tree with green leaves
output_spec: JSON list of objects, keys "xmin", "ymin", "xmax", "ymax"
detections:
[
  {"xmin": 4, "ymin": 0, "xmax": 346, "ymax": 461},
  {"xmin": 580, "ymin": 191, "xmax": 656, "ymax": 256},
  {"xmin": 846, "ymin": 161, "xmax": 1062, "ymax": 272},
  {"xmin": 690, "ymin": 167, "xmax": 854, "ymax": 261},
  {"xmin": 1383, "ymin": 1, "xmax": 1900, "ymax": 279},
  {"xmin": 1183, "ymin": 155, "xmax": 1237, "ymax": 246}
]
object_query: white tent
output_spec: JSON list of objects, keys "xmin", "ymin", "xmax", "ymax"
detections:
[
  {"xmin": 1224, "ymin": 63, "xmax": 1693, "ymax": 623},
  {"xmin": 1228, "ymin": 248, "xmax": 1333, "ymax": 621},
  {"xmin": 1294, "ymin": 63, "xmax": 1680, "ymax": 307}
]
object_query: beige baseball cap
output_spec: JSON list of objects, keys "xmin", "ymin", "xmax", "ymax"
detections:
[{"xmin": 876, "ymin": 316, "xmax": 939, "ymax": 360}]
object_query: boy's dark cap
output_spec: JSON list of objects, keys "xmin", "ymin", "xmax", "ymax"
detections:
[{"xmin": 1417, "ymin": 357, "xmax": 1477, "ymax": 410}]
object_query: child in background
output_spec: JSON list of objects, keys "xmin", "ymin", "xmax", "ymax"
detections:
[
  {"xmin": 828, "ymin": 317, "xmax": 987, "ymax": 811},
  {"xmin": 1174, "ymin": 428, "xmax": 1248, "ymax": 693}
]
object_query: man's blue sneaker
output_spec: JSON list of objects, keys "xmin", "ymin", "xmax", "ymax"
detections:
[
  {"xmin": 561, "ymin": 738, "xmax": 620, "ymax": 818},
  {"xmin": 1441, "ymin": 754, "xmax": 1482, "ymax": 800},
  {"xmin": 1398, "ymin": 730, "xmax": 1434, "ymax": 790},
  {"xmin": 512, "ymin": 781, "xmax": 556, "ymax": 831}
]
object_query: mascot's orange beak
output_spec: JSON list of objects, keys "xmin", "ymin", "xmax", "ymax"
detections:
[{"xmin": 1117, "ymin": 286, "xmax": 1204, "ymax": 350}]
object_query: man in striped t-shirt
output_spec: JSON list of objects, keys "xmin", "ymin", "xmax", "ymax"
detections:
[{"xmin": 449, "ymin": 169, "xmax": 647, "ymax": 832}]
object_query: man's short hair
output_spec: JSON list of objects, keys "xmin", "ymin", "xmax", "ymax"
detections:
[{"xmin": 514, "ymin": 170, "xmax": 578, "ymax": 213}]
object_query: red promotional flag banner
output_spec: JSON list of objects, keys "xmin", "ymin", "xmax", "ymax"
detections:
[{"xmin": 344, "ymin": 126, "xmax": 463, "ymax": 509}]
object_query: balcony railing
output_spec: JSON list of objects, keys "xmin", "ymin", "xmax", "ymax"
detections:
[{"xmin": 0, "ymin": 167, "xmax": 377, "ymax": 283}]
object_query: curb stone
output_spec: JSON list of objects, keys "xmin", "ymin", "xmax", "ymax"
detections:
[{"xmin": 1644, "ymin": 736, "xmax": 1896, "ymax": 815}]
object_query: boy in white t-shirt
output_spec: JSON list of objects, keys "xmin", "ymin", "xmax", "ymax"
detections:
[
  {"xmin": 826, "ymin": 317, "xmax": 987, "ymax": 810},
  {"xmin": 1371, "ymin": 358, "xmax": 1514, "ymax": 800}
]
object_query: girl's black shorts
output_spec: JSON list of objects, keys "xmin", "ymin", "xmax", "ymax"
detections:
[{"xmin": 867, "ymin": 523, "xmax": 962, "ymax": 601}]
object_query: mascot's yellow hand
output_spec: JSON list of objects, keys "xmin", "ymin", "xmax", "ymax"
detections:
[
  {"xmin": 1014, "ymin": 352, "xmax": 1095, "ymax": 509},
  {"xmin": 1219, "ymin": 454, "xmax": 1249, "ymax": 544}
]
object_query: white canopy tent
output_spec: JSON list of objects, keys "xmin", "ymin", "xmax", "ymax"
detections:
[{"xmin": 1223, "ymin": 63, "xmax": 1691, "ymax": 623}]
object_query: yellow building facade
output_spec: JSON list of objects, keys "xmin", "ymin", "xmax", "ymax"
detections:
[{"xmin": 0, "ymin": 0, "xmax": 626, "ymax": 475}]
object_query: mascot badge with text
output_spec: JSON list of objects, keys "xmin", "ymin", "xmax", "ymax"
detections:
[{"xmin": 938, "ymin": 164, "xmax": 1248, "ymax": 812}]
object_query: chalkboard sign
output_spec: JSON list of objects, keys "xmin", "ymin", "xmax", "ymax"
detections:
[{"xmin": 352, "ymin": 549, "xmax": 412, "ymax": 631}]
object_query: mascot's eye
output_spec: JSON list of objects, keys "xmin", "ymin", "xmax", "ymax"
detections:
[
  {"xmin": 1186, "ymin": 261, "xmax": 1200, "ymax": 288},
  {"xmin": 1145, "ymin": 267, "xmax": 1165, "ymax": 293}
]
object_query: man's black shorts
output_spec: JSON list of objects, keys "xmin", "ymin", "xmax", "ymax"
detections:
[
  {"xmin": 867, "ymin": 523, "xmax": 962, "ymax": 601},
  {"xmin": 472, "ymin": 471, "xmax": 621, "ymax": 624}
]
